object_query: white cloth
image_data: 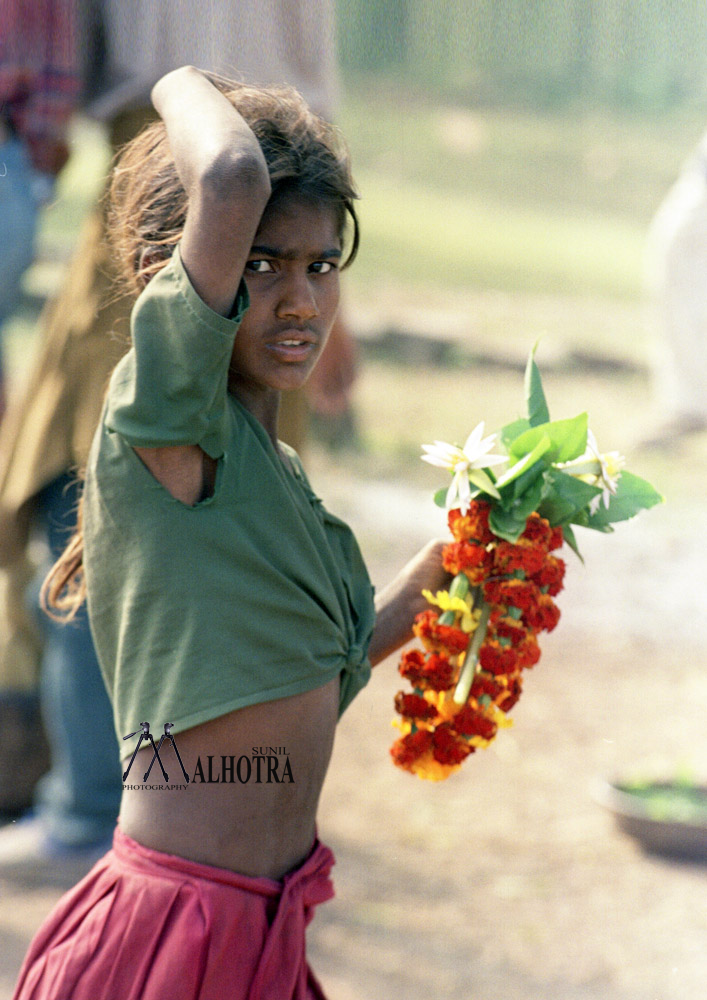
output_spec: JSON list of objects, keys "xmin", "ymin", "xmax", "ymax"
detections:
[
  {"xmin": 645, "ymin": 136, "xmax": 707, "ymax": 421},
  {"xmin": 83, "ymin": 0, "xmax": 338, "ymax": 120}
]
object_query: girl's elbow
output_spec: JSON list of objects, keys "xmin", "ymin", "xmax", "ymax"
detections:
[{"xmin": 199, "ymin": 149, "xmax": 270, "ymax": 207}]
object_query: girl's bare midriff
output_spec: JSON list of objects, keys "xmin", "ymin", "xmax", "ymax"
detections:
[{"xmin": 118, "ymin": 676, "xmax": 340, "ymax": 881}]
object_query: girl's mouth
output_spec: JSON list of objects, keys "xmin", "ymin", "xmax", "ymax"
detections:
[{"xmin": 267, "ymin": 336, "xmax": 317, "ymax": 362}]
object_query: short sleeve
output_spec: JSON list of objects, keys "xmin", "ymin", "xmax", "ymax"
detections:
[{"xmin": 104, "ymin": 246, "xmax": 249, "ymax": 458}]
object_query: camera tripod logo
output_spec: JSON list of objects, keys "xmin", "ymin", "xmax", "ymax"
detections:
[{"xmin": 122, "ymin": 722, "xmax": 190, "ymax": 784}]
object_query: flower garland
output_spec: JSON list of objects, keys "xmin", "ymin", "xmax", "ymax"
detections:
[{"xmin": 391, "ymin": 348, "xmax": 662, "ymax": 780}]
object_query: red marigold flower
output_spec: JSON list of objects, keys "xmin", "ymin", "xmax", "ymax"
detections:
[
  {"xmin": 548, "ymin": 525, "xmax": 564, "ymax": 551},
  {"xmin": 493, "ymin": 539, "xmax": 546, "ymax": 577},
  {"xmin": 424, "ymin": 652, "xmax": 457, "ymax": 691},
  {"xmin": 398, "ymin": 648, "xmax": 427, "ymax": 685},
  {"xmin": 432, "ymin": 723, "xmax": 473, "ymax": 764},
  {"xmin": 394, "ymin": 691, "xmax": 437, "ymax": 721},
  {"xmin": 399, "ymin": 649, "xmax": 455, "ymax": 692},
  {"xmin": 493, "ymin": 617, "xmax": 529, "ymax": 646},
  {"xmin": 390, "ymin": 729, "xmax": 433, "ymax": 768},
  {"xmin": 470, "ymin": 673, "xmax": 504, "ymax": 702},
  {"xmin": 453, "ymin": 703, "xmax": 498, "ymax": 740},
  {"xmin": 413, "ymin": 609, "xmax": 469, "ymax": 655},
  {"xmin": 521, "ymin": 512, "xmax": 552, "ymax": 547},
  {"xmin": 523, "ymin": 593, "xmax": 561, "ymax": 633},
  {"xmin": 497, "ymin": 674, "xmax": 523, "ymax": 712},
  {"xmin": 479, "ymin": 640, "xmax": 519, "ymax": 676},
  {"xmin": 483, "ymin": 578, "xmax": 539, "ymax": 612},
  {"xmin": 531, "ymin": 555, "xmax": 566, "ymax": 596},
  {"xmin": 516, "ymin": 633, "xmax": 541, "ymax": 668},
  {"xmin": 483, "ymin": 580, "xmax": 505, "ymax": 606},
  {"xmin": 442, "ymin": 540, "xmax": 493, "ymax": 583},
  {"xmin": 448, "ymin": 501, "xmax": 494, "ymax": 544}
]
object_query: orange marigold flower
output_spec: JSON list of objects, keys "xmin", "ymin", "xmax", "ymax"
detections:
[
  {"xmin": 523, "ymin": 593, "xmax": 561, "ymax": 633},
  {"xmin": 532, "ymin": 555, "xmax": 566, "ymax": 596},
  {"xmin": 479, "ymin": 640, "xmax": 519, "ymax": 676},
  {"xmin": 390, "ymin": 729, "xmax": 434, "ymax": 768},
  {"xmin": 432, "ymin": 723, "xmax": 473, "ymax": 765},
  {"xmin": 494, "ymin": 539, "xmax": 546, "ymax": 577},
  {"xmin": 442, "ymin": 540, "xmax": 493, "ymax": 582},
  {"xmin": 394, "ymin": 691, "xmax": 438, "ymax": 721},
  {"xmin": 521, "ymin": 512, "xmax": 553, "ymax": 547},
  {"xmin": 413, "ymin": 609, "xmax": 469, "ymax": 655},
  {"xmin": 448, "ymin": 501, "xmax": 494, "ymax": 544},
  {"xmin": 453, "ymin": 703, "xmax": 498, "ymax": 740}
]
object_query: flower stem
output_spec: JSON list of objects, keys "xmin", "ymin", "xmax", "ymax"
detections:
[{"xmin": 453, "ymin": 600, "xmax": 490, "ymax": 705}]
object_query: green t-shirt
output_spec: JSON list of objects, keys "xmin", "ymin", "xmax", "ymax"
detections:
[{"xmin": 83, "ymin": 247, "xmax": 375, "ymax": 755}]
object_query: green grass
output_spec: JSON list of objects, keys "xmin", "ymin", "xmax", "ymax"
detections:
[
  {"xmin": 351, "ymin": 168, "xmax": 645, "ymax": 297},
  {"xmin": 339, "ymin": 91, "xmax": 704, "ymax": 300}
]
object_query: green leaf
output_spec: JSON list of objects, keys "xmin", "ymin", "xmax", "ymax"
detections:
[
  {"xmin": 509, "ymin": 412, "xmax": 588, "ymax": 465},
  {"xmin": 433, "ymin": 488, "xmax": 448, "ymax": 509},
  {"xmin": 584, "ymin": 471, "xmax": 664, "ymax": 528},
  {"xmin": 495, "ymin": 438, "xmax": 552, "ymax": 492},
  {"xmin": 524, "ymin": 346, "xmax": 550, "ymax": 427},
  {"xmin": 489, "ymin": 505, "xmax": 527, "ymax": 542},
  {"xmin": 559, "ymin": 523, "xmax": 583, "ymax": 561},
  {"xmin": 571, "ymin": 507, "xmax": 614, "ymax": 533},
  {"xmin": 537, "ymin": 468, "xmax": 601, "ymax": 524},
  {"xmin": 490, "ymin": 475, "xmax": 545, "ymax": 541},
  {"xmin": 500, "ymin": 417, "xmax": 531, "ymax": 450},
  {"xmin": 512, "ymin": 459, "xmax": 547, "ymax": 501},
  {"xmin": 468, "ymin": 467, "xmax": 501, "ymax": 499}
]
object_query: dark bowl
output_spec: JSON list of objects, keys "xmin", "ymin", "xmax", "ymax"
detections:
[{"xmin": 593, "ymin": 779, "xmax": 707, "ymax": 861}]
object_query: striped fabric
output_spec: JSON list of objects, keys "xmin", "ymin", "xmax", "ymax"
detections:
[{"xmin": 0, "ymin": 0, "xmax": 81, "ymax": 141}]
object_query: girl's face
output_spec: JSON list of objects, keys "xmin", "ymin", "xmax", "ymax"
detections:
[{"xmin": 228, "ymin": 194, "xmax": 342, "ymax": 402}]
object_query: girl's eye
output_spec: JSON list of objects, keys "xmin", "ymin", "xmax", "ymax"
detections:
[
  {"xmin": 309, "ymin": 261, "xmax": 336, "ymax": 274},
  {"xmin": 246, "ymin": 259, "xmax": 275, "ymax": 274}
]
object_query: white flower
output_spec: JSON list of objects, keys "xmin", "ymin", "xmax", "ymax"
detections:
[
  {"xmin": 421, "ymin": 422, "xmax": 506, "ymax": 512},
  {"xmin": 560, "ymin": 430, "xmax": 625, "ymax": 515}
]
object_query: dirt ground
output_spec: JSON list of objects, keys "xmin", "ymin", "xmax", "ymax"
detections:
[{"xmin": 1, "ymin": 370, "xmax": 706, "ymax": 999}]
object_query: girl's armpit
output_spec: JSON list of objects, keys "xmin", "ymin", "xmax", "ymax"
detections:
[{"xmin": 133, "ymin": 444, "xmax": 218, "ymax": 506}]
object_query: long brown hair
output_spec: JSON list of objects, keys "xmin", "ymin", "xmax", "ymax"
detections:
[{"xmin": 41, "ymin": 76, "xmax": 359, "ymax": 620}]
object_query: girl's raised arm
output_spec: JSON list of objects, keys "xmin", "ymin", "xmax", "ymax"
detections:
[{"xmin": 151, "ymin": 66, "xmax": 271, "ymax": 316}]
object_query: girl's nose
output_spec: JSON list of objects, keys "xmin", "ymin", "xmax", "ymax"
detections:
[{"xmin": 277, "ymin": 272, "xmax": 319, "ymax": 320}]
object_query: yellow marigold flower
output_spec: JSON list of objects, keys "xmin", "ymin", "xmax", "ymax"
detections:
[
  {"xmin": 411, "ymin": 753, "xmax": 463, "ymax": 782},
  {"xmin": 431, "ymin": 689, "xmax": 463, "ymax": 722},
  {"xmin": 421, "ymin": 589, "xmax": 481, "ymax": 633}
]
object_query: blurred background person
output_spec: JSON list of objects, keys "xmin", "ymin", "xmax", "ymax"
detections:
[
  {"xmin": 0, "ymin": 0, "xmax": 80, "ymax": 826},
  {"xmin": 0, "ymin": 0, "xmax": 357, "ymax": 882},
  {"xmin": 0, "ymin": 0, "xmax": 79, "ymax": 419},
  {"xmin": 644, "ymin": 128, "xmax": 707, "ymax": 446}
]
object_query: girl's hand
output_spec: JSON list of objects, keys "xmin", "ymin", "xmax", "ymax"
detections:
[{"xmin": 368, "ymin": 539, "xmax": 450, "ymax": 667}]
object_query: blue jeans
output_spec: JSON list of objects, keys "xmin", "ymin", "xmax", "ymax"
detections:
[
  {"xmin": 0, "ymin": 137, "xmax": 48, "ymax": 380},
  {"xmin": 34, "ymin": 475, "xmax": 122, "ymax": 846}
]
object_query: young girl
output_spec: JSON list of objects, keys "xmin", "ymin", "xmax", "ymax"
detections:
[{"xmin": 13, "ymin": 66, "xmax": 446, "ymax": 1000}]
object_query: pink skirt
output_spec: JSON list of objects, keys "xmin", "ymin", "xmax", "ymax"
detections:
[{"xmin": 13, "ymin": 828, "xmax": 335, "ymax": 1000}]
